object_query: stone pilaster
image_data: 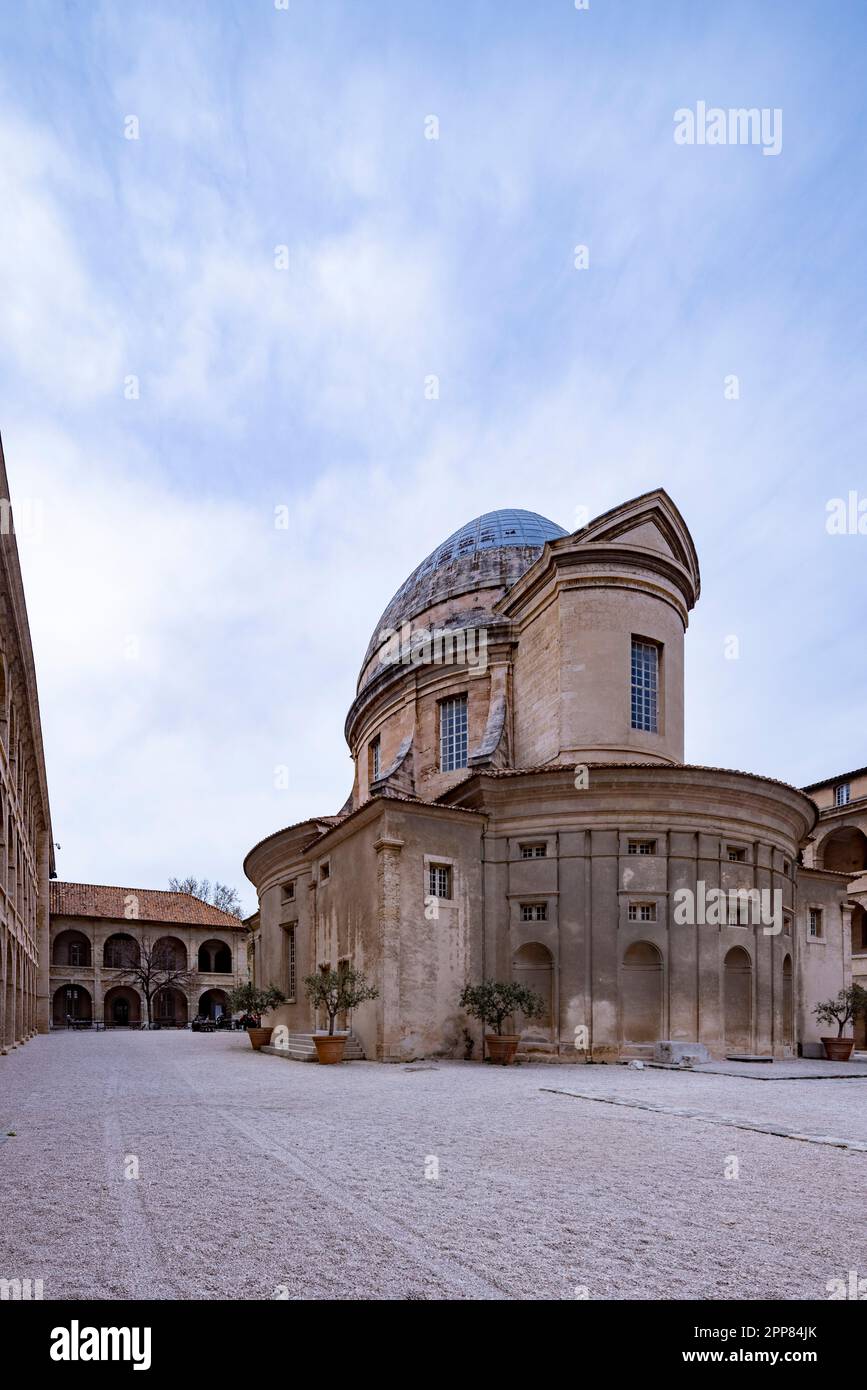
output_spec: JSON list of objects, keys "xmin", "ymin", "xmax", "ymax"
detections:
[
  {"xmin": 36, "ymin": 829, "xmax": 51, "ymax": 1033},
  {"xmin": 375, "ymin": 827, "xmax": 405, "ymax": 1061}
]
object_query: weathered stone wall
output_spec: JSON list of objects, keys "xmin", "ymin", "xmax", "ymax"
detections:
[
  {"xmin": 795, "ymin": 868, "xmax": 852, "ymax": 1054},
  {"xmin": 450, "ymin": 766, "xmax": 813, "ymax": 1060}
]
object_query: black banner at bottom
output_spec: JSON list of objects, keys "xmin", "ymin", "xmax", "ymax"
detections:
[{"xmin": 3, "ymin": 1298, "xmax": 855, "ymax": 1375}]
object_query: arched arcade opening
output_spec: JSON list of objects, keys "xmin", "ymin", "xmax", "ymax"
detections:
[{"xmin": 52, "ymin": 984, "xmax": 93, "ymax": 1027}]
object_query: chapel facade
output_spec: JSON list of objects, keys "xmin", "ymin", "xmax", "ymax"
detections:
[{"xmin": 245, "ymin": 491, "xmax": 853, "ymax": 1062}]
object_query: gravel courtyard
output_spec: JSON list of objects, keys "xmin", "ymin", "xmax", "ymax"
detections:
[{"xmin": 1, "ymin": 1032, "xmax": 864, "ymax": 1301}]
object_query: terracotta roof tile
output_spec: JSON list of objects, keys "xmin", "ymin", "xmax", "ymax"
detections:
[
  {"xmin": 802, "ymin": 765, "xmax": 867, "ymax": 793},
  {"xmin": 436, "ymin": 762, "xmax": 813, "ymax": 798},
  {"xmin": 49, "ymin": 881, "xmax": 247, "ymax": 930}
]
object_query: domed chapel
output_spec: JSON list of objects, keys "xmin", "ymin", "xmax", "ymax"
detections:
[{"xmin": 244, "ymin": 490, "xmax": 855, "ymax": 1062}]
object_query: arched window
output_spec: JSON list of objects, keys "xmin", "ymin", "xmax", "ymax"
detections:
[
  {"xmin": 52, "ymin": 930, "xmax": 92, "ymax": 967},
  {"xmin": 152, "ymin": 936, "xmax": 187, "ymax": 971},
  {"xmin": 198, "ymin": 939, "xmax": 232, "ymax": 973},
  {"xmin": 52, "ymin": 984, "xmax": 93, "ymax": 1026},
  {"xmin": 103, "ymin": 933, "xmax": 140, "ymax": 969},
  {"xmin": 818, "ymin": 826, "xmax": 867, "ymax": 873}
]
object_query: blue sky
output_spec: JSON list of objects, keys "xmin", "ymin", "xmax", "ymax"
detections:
[{"xmin": 1, "ymin": 0, "xmax": 865, "ymax": 910}]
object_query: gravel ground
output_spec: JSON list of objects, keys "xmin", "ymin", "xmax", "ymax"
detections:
[{"xmin": 0, "ymin": 1032, "xmax": 864, "ymax": 1301}]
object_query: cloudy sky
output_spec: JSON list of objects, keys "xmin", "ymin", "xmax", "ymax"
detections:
[{"xmin": 1, "ymin": 0, "xmax": 865, "ymax": 911}]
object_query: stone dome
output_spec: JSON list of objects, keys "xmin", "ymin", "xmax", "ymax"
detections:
[{"xmin": 359, "ymin": 509, "xmax": 568, "ymax": 688}]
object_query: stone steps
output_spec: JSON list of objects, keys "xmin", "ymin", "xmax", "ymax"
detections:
[{"xmin": 261, "ymin": 1032, "xmax": 366, "ymax": 1062}]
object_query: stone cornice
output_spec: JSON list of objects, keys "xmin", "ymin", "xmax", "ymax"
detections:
[
  {"xmin": 497, "ymin": 544, "xmax": 697, "ymax": 628},
  {"xmin": 344, "ymin": 623, "xmax": 515, "ymax": 748}
]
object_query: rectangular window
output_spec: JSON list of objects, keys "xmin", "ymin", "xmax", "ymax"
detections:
[
  {"xmin": 520, "ymin": 843, "xmax": 547, "ymax": 859},
  {"xmin": 428, "ymin": 864, "xmax": 452, "ymax": 900},
  {"xmin": 285, "ymin": 925, "xmax": 296, "ymax": 1000},
  {"xmin": 835, "ymin": 782, "xmax": 851, "ymax": 807},
  {"xmin": 630, "ymin": 639, "xmax": 659, "ymax": 733},
  {"xmin": 370, "ymin": 736, "xmax": 381, "ymax": 783},
  {"xmin": 628, "ymin": 840, "xmax": 657, "ymax": 856},
  {"xmin": 809, "ymin": 908, "xmax": 823, "ymax": 939},
  {"xmin": 520, "ymin": 903, "xmax": 548, "ymax": 922},
  {"xmin": 440, "ymin": 695, "xmax": 468, "ymax": 772},
  {"xmin": 281, "ymin": 881, "xmax": 295, "ymax": 904},
  {"xmin": 628, "ymin": 902, "xmax": 657, "ymax": 922},
  {"xmin": 319, "ymin": 861, "xmax": 330, "ymax": 883},
  {"xmin": 69, "ymin": 942, "xmax": 85, "ymax": 966},
  {"xmin": 727, "ymin": 847, "xmax": 746, "ymax": 862}
]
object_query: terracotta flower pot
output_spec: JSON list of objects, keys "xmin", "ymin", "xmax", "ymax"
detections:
[
  {"xmin": 485, "ymin": 1033, "xmax": 520, "ymax": 1065},
  {"xmin": 821, "ymin": 1037, "xmax": 854, "ymax": 1061},
  {"xmin": 247, "ymin": 1026, "xmax": 274, "ymax": 1051},
  {"xmin": 314, "ymin": 1034, "xmax": 347, "ymax": 1064}
]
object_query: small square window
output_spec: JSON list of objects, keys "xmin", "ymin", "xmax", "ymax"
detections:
[
  {"xmin": 809, "ymin": 908, "xmax": 823, "ymax": 939},
  {"xmin": 281, "ymin": 881, "xmax": 295, "ymax": 904},
  {"xmin": 835, "ymin": 782, "xmax": 851, "ymax": 807},
  {"xmin": 727, "ymin": 847, "xmax": 746, "ymax": 863},
  {"xmin": 520, "ymin": 844, "xmax": 547, "ymax": 859},
  {"xmin": 319, "ymin": 862, "xmax": 330, "ymax": 883},
  {"xmin": 628, "ymin": 840, "xmax": 657, "ymax": 856},
  {"xmin": 782, "ymin": 860, "xmax": 791, "ymax": 877},
  {"xmin": 520, "ymin": 903, "xmax": 547, "ymax": 922},
  {"xmin": 428, "ymin": 864, "xmax": 452, "ymax": 900},
  {"xmin": 628, "ymin": 902, "xmax": 657, "ymax": 922}
]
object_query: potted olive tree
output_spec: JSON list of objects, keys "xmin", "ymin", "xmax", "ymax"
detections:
[
  {"xmin": 459, "ymin": 980, "xmax": 545, "ymax": 1065},
  {"xmin": 303, "ymin": 967, "xmax": 378, "ymax": 1063},
  {"xmin": 812, "ymin": 985, "xmax": 867, "ymax": 1061},
  {"xmin": 227, "ymin": 982, "xmax": 287, "ymax": 1050}
]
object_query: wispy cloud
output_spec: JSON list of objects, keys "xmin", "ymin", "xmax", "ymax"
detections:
[{"xmin": 2, "ymin": 0, "xmax": 866, "ymax": 905}]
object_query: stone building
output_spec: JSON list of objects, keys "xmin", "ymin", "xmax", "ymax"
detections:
[
  {"xmin": 245, "ymin": 491, "xmax": 856, "ymax": 1062},
  {"xmin": 0, "ymin": 440, "xmax": 54, "ymax": 1053},
  {"xmin": 49, "ymin": 882, "xmax": 247, "ymax": 1028},
  {"xmin": 800, "ymin": 767, "xmax": 867, "ymax": 1048}
]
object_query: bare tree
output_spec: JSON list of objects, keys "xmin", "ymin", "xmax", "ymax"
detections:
[
  {"xmin": 168, "ymin": 876, "xmax": 244, "ymax": 920},
  {"xmin": 116, "ymin": 936, "xmax": 194, "ymax": 1028}
]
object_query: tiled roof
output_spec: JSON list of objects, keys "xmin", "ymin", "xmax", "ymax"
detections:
[
  {"xmin": 49, "ymin": 881, "xmax": 247, "ymax": 930},
  {"xmin": 242, "ymin": 815, "xmax": 346, "ymax": 868},
  {"xmin": 244, "ymin": 793, "xmax": 484, "ymax": 876},
  {"xmin": 437, "ymin": 762, "xmax": 813, "ymax": 798},
  {"xmin": 802, "ymin": 765, "xmax": 867, "ymax": 793}
]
